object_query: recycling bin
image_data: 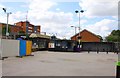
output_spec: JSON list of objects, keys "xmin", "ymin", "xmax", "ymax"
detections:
[
  {"xmin": 26, "ymin": 41, "xmax": 32, "ymax": 55},
  {"xmin": 1, "ymin": 39, "xmax": 19, "ymax": 58},
  {"xmin": 74, "ymin": 46, "xmax": 81, "ymax": 52},
  {"xmin": 116, "ymin": 61, "xmax": 120, "ymax": 78},
  {"xmin": 19, "ymin": 40, "xmax": 26, "ymax": 57}
]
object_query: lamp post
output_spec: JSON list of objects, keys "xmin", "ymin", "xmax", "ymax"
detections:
[
  {"xmin": 71, "ymin": 26, "xmax": 77, "ymax": 41},
  {"xmin": 3, "ymin": 8, "xmax": 12, "ymax": 39},
  {"xmin": 75, "ymin": 10, "xmax": 84, "ymax": 50}
]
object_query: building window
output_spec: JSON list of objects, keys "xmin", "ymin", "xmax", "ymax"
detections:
[
  {"xmin": 28, "ymin": 30, "xmax": 32, "ymax": 32},
  {"xmin": 28, "ymin": 27, "xmax": 33, "ymax": 29}
]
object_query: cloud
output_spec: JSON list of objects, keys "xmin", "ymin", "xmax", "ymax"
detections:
[
  {"xmin": 56, "ymin": 8, "xmax": 60, "ymax": 11},
  {"xmin": 1, "ymin": 0, "xmax": 118, "ymax": 39},
  {"xmin": 0, "ymin": 3, "xmax": 6, "ymax": 14},
  {"xmin": 71, "ymin": 19, "xmax": 87, "ymax": 29},
  {"xmin": 0, "ymin": 4, "xmax": 4, "ymax": 8},
  {"xmin": 78, "ymin": 0, "xmax": 119, "ymax": 38},
  {"xmin": 0, "ymin": 4, "xmax": 9, "ymax": 24},
  {"xmin": 84, "ymin": 19, "xmax": 118, "ymax": 37},
  {"xmin": 79, "ymin": 0, "xmax": 118, "ymax": 17},
  {"xmin": 0, "ymin": 2, "xmax": 28, "ymax": 24},
  {"xmin": 0, "ymin": 11, "xmax": 27, "ymax": 25},
  {"xmin": 37, "ymin": 22, "xmax": 73, "ymax": 39},
  {"xmin": 0, "ymin": 0, "xmax": 74, "ymax": 39},
  {"xmin": 0, "ymin": 14, "xmax": 6, "ymax": 23},
  {"xmin": 0, "ymin": 0, "xmax": 32, "ymax": 2},
  {"xmin": 28, "ymin": 0, "xmax": 74, "ymax": 39},
  {"xmin": 28, "ymin": 0, "xmax": 73, "ymax": 24}
]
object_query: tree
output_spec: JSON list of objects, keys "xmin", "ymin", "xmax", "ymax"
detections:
[
  {"xmin": 2, "ymin": 26, "xmax": 10, "ymax": 36},
  {"xmin": 106, "ymin": 30, "xmax": 120, "ymax": 42},
  {"xmin": 18, "ymin": 30, "xmax": 25, "ymax": 35}
]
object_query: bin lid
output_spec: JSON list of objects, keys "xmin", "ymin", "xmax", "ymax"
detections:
[{"xmin": 17, "ymin": 38, "xmax": 23, "ymax": 40}]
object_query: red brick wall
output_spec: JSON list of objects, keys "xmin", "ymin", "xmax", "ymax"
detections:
[
  {"xmin": 28, "ymin": 23, "xmax": 34, "ymax": 33},
  {"xmin": 23, "ymin": 22, "xmax": 26, "ymax": 32},
  {"xmin": 15, "ymin": 22, "xmax": 26, "ymax": 33},
  {"xmin": 0, "ymin": 23, "xmax": 22, "ymax": 34},
  {"xmin": 10, "ymin": 26, "xmax": 22, "ymax": 33},
  {"xmin": 71, "ymin": 30, "xmax": 100, "ymax": 42}
]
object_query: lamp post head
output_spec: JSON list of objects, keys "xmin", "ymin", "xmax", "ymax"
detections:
[
  {"xmin": 75, "ymin": 10, "xmax": 79, "ymax": 13},
  {"xmin": 75, "ymin": 10, "xmax": 84, "ymax": 13},
  {"xmin": 80, "ymin": 10, "xmax": 84, "ymax": 13},
  {"xmin": 2, "ymin": 8, "xmax": 6, "ymax": 13}
]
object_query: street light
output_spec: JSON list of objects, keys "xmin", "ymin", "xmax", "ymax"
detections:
[
  {"xmin": 75, "ymin": 10, "xmax": 84, "ymax": 50},
  {"xmin": 71, "ymin": 26, "xmax": 77, "ymax": 40},
  {"xmin": 2, "ymin": 8, "xmax": 12, "ymax": 39}
]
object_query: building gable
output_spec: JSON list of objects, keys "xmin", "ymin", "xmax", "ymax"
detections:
[{"xmin": 71, "ymin": 29, "xmax": 101, "ymax": 42}]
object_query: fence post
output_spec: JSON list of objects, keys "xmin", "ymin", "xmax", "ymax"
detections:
[
  {"xmin": 106, "ymin": 51, "xmax": 108, "ymax": 54},
  {"xmin": 88, "ymin": 48, "xmax": 90, "ymax": 53},
  {"xmin": 97, "ymin": 48, "xmax": 99, "ymax": 54},
  {"xmin": 88, "ymin": 50, "xmax": 90, "ymax": 53},
  {"xmin": 117, "ymin": 51, "xmax": 119, "ymax": 54},
  {"xmin": 106, "ymin": 48, "xmax": 109, "ymax": 54}
]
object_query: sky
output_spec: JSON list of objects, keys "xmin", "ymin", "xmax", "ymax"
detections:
[{"xmin": 0, "ymin": 0, "xmax": 119, "ymax": 39}]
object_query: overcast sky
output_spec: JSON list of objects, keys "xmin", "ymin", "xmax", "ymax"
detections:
[{"xmin": 0, "ymin": 0, "xmax": 119, "ymax": 39}]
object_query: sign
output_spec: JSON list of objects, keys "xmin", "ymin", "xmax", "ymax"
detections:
[
  {"xmin": 6, "ymin": 32, "xmax": 9, "ymax": 36},
  {"xmin": 49, "ymin": 43, "xmax": 55, "ymax": 48}
]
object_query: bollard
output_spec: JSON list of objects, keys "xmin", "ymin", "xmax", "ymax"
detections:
[
  {"xmin": 106, "ymin": 51, "xmax": 109, "ymax": 54},
  {"xmin": 117, "ymin": 51, "xmax": 119, "ymax": 54},
  {"xmin": 97, "ymin": 49, "xmax": 99, "ymax": 54},
  {"xmin": 88, "ymin": 50, "xmax": 90, "ymax": 53},
  {"xmin": 116, "ymin": 61, "xmax": 120, "ymax": 78},
  {"xmin": 106, "ymin": 49, "xmax": 109, "ymax": 54}
]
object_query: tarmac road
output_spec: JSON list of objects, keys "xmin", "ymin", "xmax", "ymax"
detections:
[{"xmin": 2, "ymin": 51, "xmax": 118, "ymax": 76}]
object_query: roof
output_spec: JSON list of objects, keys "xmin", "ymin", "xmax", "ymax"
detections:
[
  {"xmin": 71, "ymin": 29, "xmax": 100, "ymax": 39},
  {"xmin": 29, "ymin": 33, "xmax": 50, "ymax": 39},
  {"xmin": 0, "ymin": 22, "xmax": 22, "ymax": 28}
]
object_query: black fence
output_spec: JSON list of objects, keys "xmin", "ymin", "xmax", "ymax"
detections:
[
  {"xmin": 48, "ymin": 40, "xmax": 120, "ymax": 53},
  {"xmin": 82, "ymin": 42, "xmax": 119, "ymax": 52},
  {"xmin": 48, "ymin": 40, "xmax": 76, "ymax": 52},
  {"xmin": 81, "ymin": 42, "xmax": 119, "ymax": 53},
  {"xmin": 26, "ymin": 38, "xmax": 120, "ymax": 52}
]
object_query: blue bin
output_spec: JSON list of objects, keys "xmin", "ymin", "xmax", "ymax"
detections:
[
  {"xmin": 19, "ymin": 40, "xmax": 26, "ymax": 56},
  {"xmin": 76, "ymin": 48, "xmax": 81, "ymax": 52}
]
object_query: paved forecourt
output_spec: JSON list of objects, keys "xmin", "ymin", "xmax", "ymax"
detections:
[{"xmin": 2, "ymin": 51, "xmax": 118, "ymax": 76}]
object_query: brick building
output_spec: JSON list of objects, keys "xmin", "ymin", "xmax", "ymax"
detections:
[
  {"xmin": 0, "ymin": 23, "xmax": 23, "ymax": 35},
  {"xmin": 15, "ymin": 21, "xmax": 41, "ymax": 34},
  {"xmin": 71, "ymin": 29, "xmax": 101, "ymax": 42}
]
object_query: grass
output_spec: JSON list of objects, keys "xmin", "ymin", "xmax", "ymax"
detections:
[{"xmin": 117, "ymin": 61, "xmax": 120, "ymax": 66}]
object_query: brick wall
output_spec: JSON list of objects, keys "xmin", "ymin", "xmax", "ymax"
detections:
[
  {"xmin": 10, "ymin": 26, "xmax": 22, "ymax": 33},
  {"xmin": 0, "ymin": 23, "xmax": 22, "ymax": 35},
  {"xmin": 15, "ymin": 21, "xmax": 26, "ymax": 33},
  {"xmin": 71, "ymin": 29, "xmax": 101, "ymax": 42}
]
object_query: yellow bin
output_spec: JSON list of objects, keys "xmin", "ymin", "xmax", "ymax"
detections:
[{"xmin": 26, "ymin": 41, "xmax": 32, "ymax": 55}]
